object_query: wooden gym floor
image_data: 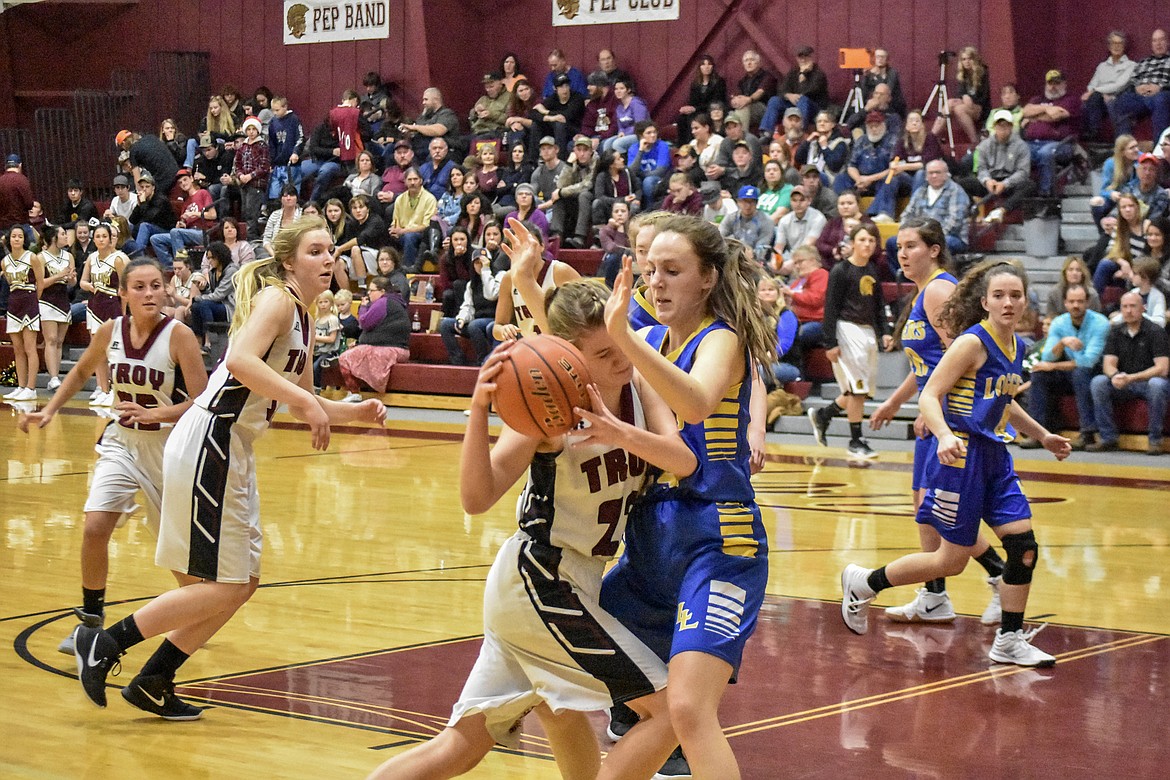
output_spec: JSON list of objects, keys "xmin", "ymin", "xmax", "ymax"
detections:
[{"xmin": 1, "ymin": 398, "xmax": 1167, "ymax": 779}]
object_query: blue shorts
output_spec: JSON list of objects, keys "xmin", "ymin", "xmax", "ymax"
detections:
[
  {"xmin": 911, "ymin": 433, "xmax": 936, "ymax": 492},
  {"xmin": 915, "ymin": 434, "xmax": 1031, "ymax": 546},
  {"xmin": 599, "ymin": 490, "xmax": 769, "ymax": 678}
]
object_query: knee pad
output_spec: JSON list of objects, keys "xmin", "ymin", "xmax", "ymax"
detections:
[{"xmin": 1001, "ymin": 530, "xmax": 1038, "ymax": 585}]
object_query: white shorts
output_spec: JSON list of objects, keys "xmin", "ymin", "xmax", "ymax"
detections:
[
  {"xmin": 38, "ymin": 300, "xmax": 70, "ymax": 324},
  {"xmin": 83, "ymin": 423, "xmax": 168, "ymax": 535},
  {"xmin": 155, "ymin": 406, "xmax": 262, "ymax": 583},
  {"xmin": 449, "ymin": 533, "xmax": 667, "ymax": 747},
  {"xmin": 831, "ymin": 321, "xmax": 878, "ymax": 396}
]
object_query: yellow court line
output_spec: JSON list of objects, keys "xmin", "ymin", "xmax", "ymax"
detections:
[{"xmin": 723, "ymin": 634, "xmax": 1159, "ymax": 739}]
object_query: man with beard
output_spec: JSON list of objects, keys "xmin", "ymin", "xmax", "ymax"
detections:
[
  {"xmin": 834, "ymin": 112, "xmax": 898, "ymax": 223},
  {"xmin": 1020, "ymin": 70, "xmax": 1082, "ymax": 196}
]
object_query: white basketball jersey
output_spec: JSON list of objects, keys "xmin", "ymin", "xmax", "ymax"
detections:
[
  {"xmin": 196, "ymin": 298, "xmax": 311, "ymax": 438},
  {"xmin": 107, "ymin": 316, "xmax": 185, "ymax": 432},
  {"xmin": 514, "ymin": 382, "xmax": 648, "ymax": 561},
  {"xmin": 510, "ymin": 259, "xmax": 565, "ymax": 337}
]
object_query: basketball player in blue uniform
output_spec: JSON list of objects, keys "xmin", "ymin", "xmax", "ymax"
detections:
[
  {"xmin": 843, "ymin": 260, "xmax": 1071, "ymax": 667},
  {"xmin": 625, "ymin": 211, "xmax": 673, "ymax": 330},
  {"xmin": 869, "ymin": 218, "xmax": 1006, "ymax": 626},
  {"xmin": 601, "ymin": 215, "xmax": 776, "ymax": 777},
  {"xmin": 20, "ymin": 258, "xmax": 207, "ymax": 655},
  {"xmin": 72, "ymin": 217, "xmax": 387, "ymax": 719},
  {"xmin": 368, "ymin": 277, "xmax": 692, "ymax": 780}
]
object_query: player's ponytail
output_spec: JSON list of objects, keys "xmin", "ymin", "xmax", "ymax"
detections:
[
  {"xmin": 941, "ymin": 257, "xmax": 1029, "ymax": 336},
  {"xmin": 231, "ymin": 215, "xmax": 327, "ymax": 335}
]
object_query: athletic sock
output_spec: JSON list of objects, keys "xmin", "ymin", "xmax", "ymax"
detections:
[
  {"xmin": 823, "ymin": 400, "xmax": 844, "ymax": 419},
  {"xmin": 974, "ymin": 547, "xmax": 1006, "ymax": 578},
  {"xmin": 139, "ymin": 639, "xmax": 191, "ymax": 682},
  {"xmin": 925, "ymin": 578, "xmax": 946, "ymax": 594},
  {"xmin": 106, "ymin": 614, "xmax": 145, "ymax": 653},
  {"xmin": 866, "ymin": 566, "xmax": 892, "ymax": 594},
  {"xmin": 82, "ymin": 588, "xmax": 106, "ymax": 617},
  {"xmin": 1001, "ymin": 611, "xmax": 1024, "ymax": 633},
  {"xmin": 849, "ymin": 422, "xmax": 863, "ymax": 441}
]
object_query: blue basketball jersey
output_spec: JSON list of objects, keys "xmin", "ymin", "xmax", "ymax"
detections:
[
  {"xmin": 643, "ymin": 318, "xmax": 754, "ymax": 503},
  {"xmin": 901, "ymin": 270, "xmax": 957, "ymax": 393},
  {"xmin": 628, "ymin": 284, "xmax": 660, "ymax": 330},
  {"xmin": 944, "ymin": 322, "xmax": 1024, "ymax": 444}
]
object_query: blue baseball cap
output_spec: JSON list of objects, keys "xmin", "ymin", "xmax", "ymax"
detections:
[
  {"xmin": 737, "ymin": 185, "xmax": 760, "ymax": 200},
  {"xmin": 4, "ymin": 153, "xmax": 20, "ymax": 167}
]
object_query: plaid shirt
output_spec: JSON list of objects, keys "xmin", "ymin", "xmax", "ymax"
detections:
[
  {"xmin": 904, "ymin": 179, "xmax": 971, "ymax": 245},
  {"xmin": 1133, "ymin": 53, "xmax": 1170, "ymax": 89}
]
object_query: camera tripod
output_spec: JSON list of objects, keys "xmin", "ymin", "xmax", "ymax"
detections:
[
  {"xmin": 839, "ymin": 69, "xmax": 865, "ymax": 125},
  {"xmin": 923, "ymin": 54, "xmax": 954, "ymax": 149}
]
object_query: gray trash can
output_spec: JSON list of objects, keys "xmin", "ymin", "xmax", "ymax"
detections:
[{"xmin": 1022, "ymin": 216, "xmax": 1060, "ymax": 257}]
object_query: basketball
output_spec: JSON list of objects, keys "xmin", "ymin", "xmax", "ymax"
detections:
[{"xmin": 492, "ymin": 335, "xmax": 593, "ymax": 438}]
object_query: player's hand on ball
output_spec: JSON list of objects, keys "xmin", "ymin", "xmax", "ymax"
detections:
[
  {"xmin": 472, "ymin": 342, "xmax": 514, "ymax": 410},
  {"xmin": 570, "ymin": 384, "xmax": 624, "ymax": 449}
]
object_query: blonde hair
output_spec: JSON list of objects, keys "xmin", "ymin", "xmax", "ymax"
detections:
[
  {"xmin": 230, "ymin": 215, "xmax": 328, "ymax": 334},
  {"xmin": 1108, "ymin": 193, "xmax": 1146, "ymax": 262},
  {"xmin": 544, "ymin": 278, "xmax": 610, "ymax": 343},
  {"xmin": 206, "ymin": 96, "xmax": 236, "ymax": 136},
  {"xmin": 1109, "ymin": 134, "xmax": 1137, "ymax": 191},
  {"xmin": 657, "ymin": 215, "xmax": 776, "ymax": 365},
  {"xmin": 334, "ymin": 288, "xmax": 354, "ymax": 310},
  {"xmin": 314, "ymin": 290, "xmax": 337, "ymax": 319}
]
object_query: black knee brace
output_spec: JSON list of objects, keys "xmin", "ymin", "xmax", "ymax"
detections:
[{"xmin": 1001, "ymin": 530, "xmax": 1038, "ymax": 585}]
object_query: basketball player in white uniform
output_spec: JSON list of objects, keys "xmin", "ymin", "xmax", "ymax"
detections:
[
  {"xmin": 367, "ymin": 285, "xmax": 691, "ymax": 780},
  {"xmin": 21, "ymin": 258, "xmax": 207, "ymax": 652},
  {"xmin": 491, "ymin": 219, "xmax": 579, "ymax": 342},
  {"xmin": 71, "ymin": 217, "xmax": 386, "ymax": 720}
]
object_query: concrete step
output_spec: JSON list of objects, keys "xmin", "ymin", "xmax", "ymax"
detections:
[
  {"xmin": 1061, "ymin": 223, "xmax": 1099, "ymax": 242},
  {"xmin": 1021, "ymin": 255, "xmax": 1068, "ymax": 271},
  {"xmin": 995, "ymin": 239, "xmax": 1026, "ymax": 253},
  {"xmin": 1062, "ymin": 211, "xmax": 1095, "ymax": 225},
  {"xmin": 1063, "ymin": 183, "xmax": 1092, "ymax": 197},
  {"xmin": 1061, "ymin": 198, "xmax": 1093, "ymax": 215}
]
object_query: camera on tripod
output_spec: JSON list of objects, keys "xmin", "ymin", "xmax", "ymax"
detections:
[{"xmin": 938, "ymin": 50, "xmax": 958, "ymax": 66}]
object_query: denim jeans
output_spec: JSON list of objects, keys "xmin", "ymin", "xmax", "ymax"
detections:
[
  {"xmin": 1026, "ymin": 140, "xmax": 1061, "ymax": 196},
  {"xmin": 759, "ymin": 95, "xmax": 816, "ymax": 136},
  {"xmin": 268, "ymin": 164, "xmax": 303, "ymax": 199},
  {"xmin": 439, "ymin": 316, "xmax": 494, "ymax": 365},
  {"xmin": 302, "ymin": 160, "xmax": 343, "ymax": 202},
  {"xmin": 149, "ymin": 227, "xmax": 204, "ymax": 268},
  {"xmin": 130, "ymin": 222, "xmax": 167, "ymax": 257},
  {"xmin": 190, "ymin": 299, "xmax": 228, "ymax": 340},
  {"xmin": 1113, "ymin": 89, "xmax": 1170, "ymax": 140},
  {"xmin": 1027, "ymin": 365, "xmax": 1097, "ymax": 433},
  {"xmin": 1089, "ymin": 374, "xmax": 1169, "ymax": 444}
]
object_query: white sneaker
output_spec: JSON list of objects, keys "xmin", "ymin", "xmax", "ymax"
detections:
[
  {"xmin": 16, "ymin": 387, "xmax": 36, "ymax": 401},
  {"xmin": 885, "ymin": 588, "xmax": 956, "ymax": 623},
  {"xmin": 88, "ymin": 387, "xmax": 103, "ymax": 401},
  {"xmin": 984, "ymin": 207, "xmax": 1006, "ymax": 224},
  {"xmin": 341, "ymin": 392, "xmax": 363, "ymax": 403},
  {"xmin": 871, "ymin": 213, "xmax": 895, "ymax": 224},
  {"xmin": 2, "ymin": 387, "xmax": 21, "ymax": 400},
  {"xmin": 840, "ymin": 564, "xmax": 876, "ymax": 635},
  {"xmin": 47, "ymin": 376, "xmax": 62, "ymax": 391},
  {"xmin": 981, "ymin": 576, "xmax": 1003, "ymax": 626},
  {"xmin": 96, "ymin": 391, "xmax": 114, "ymax": 407},
  {"xmin": 88, "ymin": 390, "xmax": 107, "ymax": 405},
  {"xmin": 989, "ymin": 625, "xmax": 1055, "ymax": 668}
]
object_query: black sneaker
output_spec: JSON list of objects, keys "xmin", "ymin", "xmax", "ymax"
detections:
[
  {"xmin": 653, "ymin": 746, "xmax": 692, "ymax": 779},
  {"xmin": 121, "ymin": 674, "xmax": 204, "ymax": 721},
  {"xmin": 73, "ymin": 625, "xmax": 122, "ymax": 707},
  {"xmin": 606, "ymin": 702, "xmax": 638, "ymax": 741},
  {"xmin": 58, "ymin": 607, "xmax": 104, "ymax": 655},
  {"xmin": 847, "ymin": 439, "xmax": 877, "ymax": 460},
  {"xmin": 807, "ymin": 406, "xmax": 829, "ymax": 446}
]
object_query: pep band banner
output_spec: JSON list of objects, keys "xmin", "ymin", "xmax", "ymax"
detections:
[
  {"xmin": 284, "ymin": 1, "xmax": 390, "ymax": 45},
  {"xmin": 552, "ymin": 0, "xmax": 679, "ymax": 27}
]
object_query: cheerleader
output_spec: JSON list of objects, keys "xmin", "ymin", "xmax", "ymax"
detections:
[
  {"xmin": 19, "ymin": 258, "xmax": 207, "ymax": 654},
  {"xmin": 80, "ymin": 222, "xmax": 129, "ymax": 406},
  {"xmin": 36, "ymin": 224, "xmax": 76, "ymax": 390},
  {"xmin": 2, "ymin": 224, "xmax": 43, "ymax": 401},
  {"xmin": 71, "ymin": 216, "xmax": 387, "ymax": 719}
]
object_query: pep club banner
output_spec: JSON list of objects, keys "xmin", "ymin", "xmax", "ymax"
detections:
[{"xmin": 552, "ymin": 0, "xmax": 679, "ymax": 27}]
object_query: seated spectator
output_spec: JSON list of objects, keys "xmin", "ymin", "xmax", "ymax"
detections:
[
  {"xmin": 1091, "ymin": 134, "xmax": 1140, "ymax": 227},
  {"xmin": 793, "ymin": 111, "xmax": 851, "ymax": 183},
  {"xmin": 689, "ymin": 112, "xmax": 724, "ymax": 170},
  {"xmin": 1121, "ymin": 256, "xmax": 1168, "ymax": 327},
  {"xmin": 373, "ymin": 246, "xmax": 410, "ymax": 300},
  {"xmin": 676, "ymin": 55, "xmax": 728, "ymax": 146},
  {"xmin": 774, "ymin": 108, "xmax": 808, "ymax": 151},
  {"xmin": 670, "ymin": 144, "xmax": 704, "ymax": 192},
  {"xmin": 553, "ymin": 136, "xmax": 598, "ymax": 248},
  {"xmin": 436, "ymin": 166, "xmax": 466, "ymax": 228},
  {"xmin": 536, "ymin": 74, "xmax": 586, "ymax": 154},
  {"xmin": 597, "ymin": 48, "xmax": 633, "ymax": 89},
  {"xmin": 500, "ymin": 52, "xmax": 526, "ymax": 92},
  {"xmin": 597, "ymin": 200, "xmax": 631, "ymax": 284},
  {"xmin": 771, "ymin": 185, "xmax": 827, "ymax": 273},
  {"xmin": 473, "ymin": 143, "xmax": 505, "ymax": 206},
  {"xmin": 984, "ymin": 83, "xmax": 1024, "ymax": 133},
  {"xmin": 889, "ymin": 110, "xmax": 944, "ymax": 193},
  {"xmin": 779, "ymin": 244, "xmax": 830, "ymax": 364},
  {"xmin": 541, "ymin": 48, "xmax": 588, "ymax": 99},
  {"xmin": 700, "ymin": 180, "xmax": 737, "ymax": 224},
  {"xmin": 1087, "ymin": 290, "xmax": 1170, "ymax": 454},
  {"xmin": 267, "ymin": 96, "xmax": 304, "ymax": 200},
  {"xmin": 760, "ymin": 45, "xmax": 827, "ymax": 134},
  {"xmin": 339, "ymin": 275, "xmax": 411, "ymax": 401},
  {"xmin": 885, "ymin": 160, "xmax": 971, "ymax": 270},
  {"xmin": 312, "ymin": 290, "xmax": 343, "ymax": 392},
  {"xmin": 401, "ymin": 88, "xmax": 460, "ymax": 161},
  {"xmin": 1021, "ymin": 284, "xmax": 1109, "ymax": 450},
  {"xmin": 1113, "ymin": 29, "xmax": 1170, "ymax": 141},
  {"xmin": 360, "ymin": 71, "xmax": 393, "ymax": 137},
  {"xmin": 1020, "ymin": 69, "xmax": 1081, "ymax": 197},
  {"xmin": 974, "ymin": 110, "xmax": 1036, "ymax": 224},
  {"xmin": 591, "ymin": 150, "xmax": 640, "ymax": 227},
  {"xmin": 104, "ymin": 174, "xmax": 138, "ymax": 223},
  {"xmin": 531, "ymin": 136, "xmax": 566, "ymax": 211},
  {"xmin": 124, "ymin": 172, "xmax": 176, "ymax": 257},
  {"xmin": 469, "ymin": 72, "xmax": 511, "ymax": 140},
  {"xmin": 159, "ymin": 118, "xmax": 189, "ymax": 168},
  {"xmin": 765, "ymin": 139, "xmax": 800, "ymax": 186},
  {"xmin": 151, "ymin": 169, "xmax": 216, "ymax": 267},
  {"xmin": 844, "ymin": 83, "xmax": 903, "ymax": 139},
  {"xmin": 231, "ymin": 116, "xmax": 271, "ymax": 235},
  {"xmin": 1091, "ymin": 193, "xmax": 1146, "ymax": 295},
  {"xmin": 440, "ymin": 242, "xmax": 502, "ymax": 366},
  {"xmin": 705, "ymin": 114, "xmax": 761, "ymax": 185},
  {"xmin": 377, "ymin": 141, "xmax": 414, "ymax": 212},
  {"xmin": 55, "ymin": 179, "xmax": 98, "ymax": 244},
  {"xmin": 1125, "ymin": 153, "xmax": 1169, "ymax": 223},
  {"xmin": 1082, "ymin": 31, "xmax": 1136, "ymax": 142},
  {"xmin": 720, "ymin": 185, "xmax": 774, "ymax": 262},
  {"xmin": 758, "ymin": 274, "xmax": 801, "ymax": 389},
  {"xmin": 212, "ymin": 217, "xmax": 256, "ymax": 270},
  {"xmin": 303, "ymin": 119, "xmax": 344, "ymax": 203},
  {"xmin": 435, "ymin": 226, "xmax": 475, "ymax": 318},
  {"xmin": 164, "ymin": 250, "xmax": 196, "ymax": 323},
  {"xmin": 261, "ymin": 184, "xmax": 303, "ymax": 256},
  {"xmin": 581, "ymin": 71, "xmax": 619, "ymax": 146},
  {"xmin": 720, "ymin": 140, "xmax": 764, "ymax": 196},
  {"xmin": 389, "ymin": 167, "xmax": 438, "ymax": 272},
  {"xmin": 418, "ymin": 137, "xmax": 455, "ymax": 202},
  {"xmin": 662, "ymin": 171, "xmax": 703, "ymax": 217},
  {"xmin": 800, "ymin": 164, "xmax": 838, "ymax": 218},
  {"xmin": 503, "ymin": 79, "xmax": 540, "ymax": 162},
  {"xmin": 192, "ymin": 133, "xmax": 234, "ymax": 207},
  {"xmin": 189, "ymin": 241, "xmax": 238, "ymax": 354},
  {"xmin": 862, "ymin": 49, "xmax": 907, "ymax": 117},
  {"xmin": 833, "ymin": 112, "xmax": 898, "ymax": 223},
  {"xmin": 457, "ymin": 192, "xmax": 493, "ymax": 247},
  {"xmin": 508, "ymin": 184, "xmax": 550, "ymax": 243},
  {"xmin": 707, "ymin": 100, "xmax": 729, "ymax": 136},
  {"xmin": 1045, "ymin": 256, "xmax": 1102, "ymax": 322},
  {"xmin": 220, "ymin": 85, "xmax": 246, "ymax": 125},
  {"xmin": 496, "ymin": 142, "xmax": 534, "ymax": 213},
  {"xmin": 731, "ymin": 49, "xmax": 777, "ymax": 130},
  {"xmin": 344, "ymin": 149, "xmax": 381, "ymax": 204},
  {"xmin": 336, "ymin": 194, "xmax": 389, "ymax": 286},
  {"xmin": 932, "ymin": 46, "xmax": 991, "ymax": 145},
  {"xmin": 818, "ymin": 190, "xmax": 874, "ymax": 268}
]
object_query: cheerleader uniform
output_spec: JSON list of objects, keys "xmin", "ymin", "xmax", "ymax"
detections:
[
  {"xmin": 38, "ymin": 248, "xmax": 74, "ymax": 323},
  {"xmin": 155, "ymin": 299, "xmax": 311, "ymax": 583},
  {"xmin": 600, "ymin": 318, "xmax": 769, "ymax": 676},
  {"xmin": 3, "ymin": 250, "xmax": 40, "ymax": 332},
  {"xmin": 85, "ymin": 251, "xmax": 127, "ymax": 333},
  {"xmin": 901, "ymin": 269, "xmax": 958, "ymax": 491},
  {"xmin": 916, "ymin": 322, "xmax": 1030, "ymax": 547},
  {"xmin": 510, "ymin": 259, "xmax": 567, "ymax": 336},
  {"xmin": 85, "ymin": 316, "xmax": 187, "ymax": 532},
  {"xmin": 450, "ymin": 383, "xmax": 667, "ymax": 746}
]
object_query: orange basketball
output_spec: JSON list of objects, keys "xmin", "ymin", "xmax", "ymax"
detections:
[{"xmin": 493, "ymin": 335, "xmax": 593, "ymax": 438}]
